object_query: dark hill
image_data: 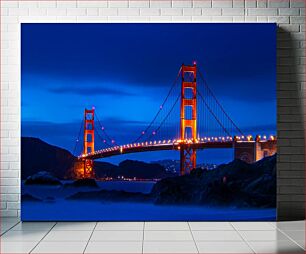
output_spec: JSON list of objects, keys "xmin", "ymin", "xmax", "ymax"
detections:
[
  {"xmin": 21, "ymin": 137, "xmax": 75, "ymax": 179},
  {"xmin": 119, "ymin": 160, "xmax": 169, "ymax": 179},
  {"xmin": 94, "ymin": 160, "xmax": 172, "ymax": 179},
  {"xmin": 151, "ymin": 154, "xmax": 276, "ymax": 208}
]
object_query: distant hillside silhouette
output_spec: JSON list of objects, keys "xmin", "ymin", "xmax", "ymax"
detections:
[
  {"xmin": 21, "ymin": 137, "xmax": 172, "ymax": 180},
  {"xmin": 95, "ymin": 160, "xmax": 172, "ymax": 179}
]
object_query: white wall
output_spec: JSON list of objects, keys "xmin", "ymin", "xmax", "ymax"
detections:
[{"xmin": 0, "ymin": 0, "xmax": 305, "ymax": 219}]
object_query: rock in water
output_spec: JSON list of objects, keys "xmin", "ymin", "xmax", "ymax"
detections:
[
  {"xmin": 24, "ymin": 171, "xmax": 62, "ymax": 186},
  {"xmin": 21, "ymin": 194, "xmax": 42, "ymax": 202},
  {"xmin": 151, "ymin": 154, "xmax": 276, "ymax": 208}
]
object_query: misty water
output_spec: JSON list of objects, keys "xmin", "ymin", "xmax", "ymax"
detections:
[{"xmin": 21, "ymin": 180, "xmax": 276, "ymax": 221}]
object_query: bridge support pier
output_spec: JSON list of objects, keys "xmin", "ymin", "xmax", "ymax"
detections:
[
  {"xmin": 180, "ymin": 144, "xmax": 196, "ymax": 175},
  {"xmin": 73, "ymin": 159, "xmax": 94, "ymax": 179},
  {"xmin": 234, "ymin": 136, "xmax": 277, "ymax": 163}
]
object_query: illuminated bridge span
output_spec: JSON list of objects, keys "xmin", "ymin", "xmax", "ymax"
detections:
[
  {"xmin": 73, "ymin": 62, "xmax": 276, "ymax": 178},
  {"xmin": 79, "ymin": 136, "xmax": 275, "ymax": 161}
]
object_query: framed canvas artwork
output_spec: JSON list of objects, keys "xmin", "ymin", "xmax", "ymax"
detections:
[{"xmin": 21, "ymin": 23, "xmax": 276, "ymax": 221}]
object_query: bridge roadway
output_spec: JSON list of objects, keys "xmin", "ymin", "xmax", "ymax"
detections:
[{"xmin": 79, "ymin": 138, "xmax": 252, "ymax": 160}]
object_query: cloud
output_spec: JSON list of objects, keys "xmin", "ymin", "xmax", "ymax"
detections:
[
  {"xmin": 100, "ymin": 117, "xmax": 147, "ymax": 125},
  {"xmin": 48, "ymin": 85, "xmax": 135, "ymax": 96}
]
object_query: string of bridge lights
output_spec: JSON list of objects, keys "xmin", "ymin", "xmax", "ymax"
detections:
[{"xmin": 79, "ymin": 134, "xmax": 276, "ymax": 158}]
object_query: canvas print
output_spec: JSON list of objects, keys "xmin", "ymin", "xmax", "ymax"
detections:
[{"xmin": 21, "ymin": 23, "xmax": 276, "ymax": 221}]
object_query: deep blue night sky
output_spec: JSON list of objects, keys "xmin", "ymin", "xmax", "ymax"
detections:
[{"xmin": 21, "ymin": 23, "xmax": 276, "ymax": 164}]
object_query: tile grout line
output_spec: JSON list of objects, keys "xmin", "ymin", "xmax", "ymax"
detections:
[
  {"xmin": 141, "ymin": 221, "xmax": 145, "ymax": 254},
  {"xmin": 268, "ymin": 221, "xmax": 277, "ymax": 229},
  {"xmin": 83, "ymin": 222, "xmax": 98, "ymax": 254},
  {"xmin": 29, "ymin": 222, "xmax": 57, "ymax": 254},
  {"xmin": 0, "ymin": 220, "xmax": 20, "ymax": 236},
  {"xmin": 229, "ymin": 222, "xmax": 256, "ymax": 254},
  {"xmin": 275, "ymin": 227, "xmax": 306, "ymax": 251},
  {"xmin": 187, "ymin": 222, "xmax": 200, "ymax": 254}
]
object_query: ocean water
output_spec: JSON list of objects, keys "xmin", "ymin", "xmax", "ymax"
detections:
[
  {"xmin": 22, "ymin": 200, "xmax": 276, "ymax": 221},
  {"xmin": 21, "ymin": 180, "xmax": 276, "ymax": 221},
  {"xmin": 22, "ymin": 180, "xmax": 155, "ymax": 199}
]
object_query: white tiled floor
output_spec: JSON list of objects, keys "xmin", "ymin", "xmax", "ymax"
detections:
[{"xmin": 0, "ymin": 218, "xmax": 304, "ymax": 253}]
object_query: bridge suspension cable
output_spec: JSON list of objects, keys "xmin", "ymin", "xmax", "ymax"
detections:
[
  {"xmin": 72, "ymin": 118, "xmax": 84, "ymax": 156},
  {"xmin": 198, "ymin": 69, "xmax": 245, "ymax": 137},
  {"xmin": 94, "ymin": 112, "xmax": 118, "ymax": 147},
  {"xmin": 197, "ymin": 90, "xmax": 231, "ymax": 137},
  {"xmin": 133, "ymin": 66, "xmax": 182, "ymax": 143},
  {"xmin": 146, "ymin": 93, "xmax": 180, "ymax": 141}
]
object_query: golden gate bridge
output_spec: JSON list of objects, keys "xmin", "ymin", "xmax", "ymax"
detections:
[{"xmin": 73, "ymin": 62, "xmax": 276, "ymax": 178}]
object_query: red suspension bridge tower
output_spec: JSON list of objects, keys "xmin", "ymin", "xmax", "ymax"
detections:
[
  {"xmin": 180, "ymin": 63, "xmax": 197, "ymax": 175},
  {"xmin": 74, "ymin": 108, "xmax": 95, "ymax": 179},
  {"xmin": 84, "ymin": 108, "xmax": 95, "ymax": 155}
]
